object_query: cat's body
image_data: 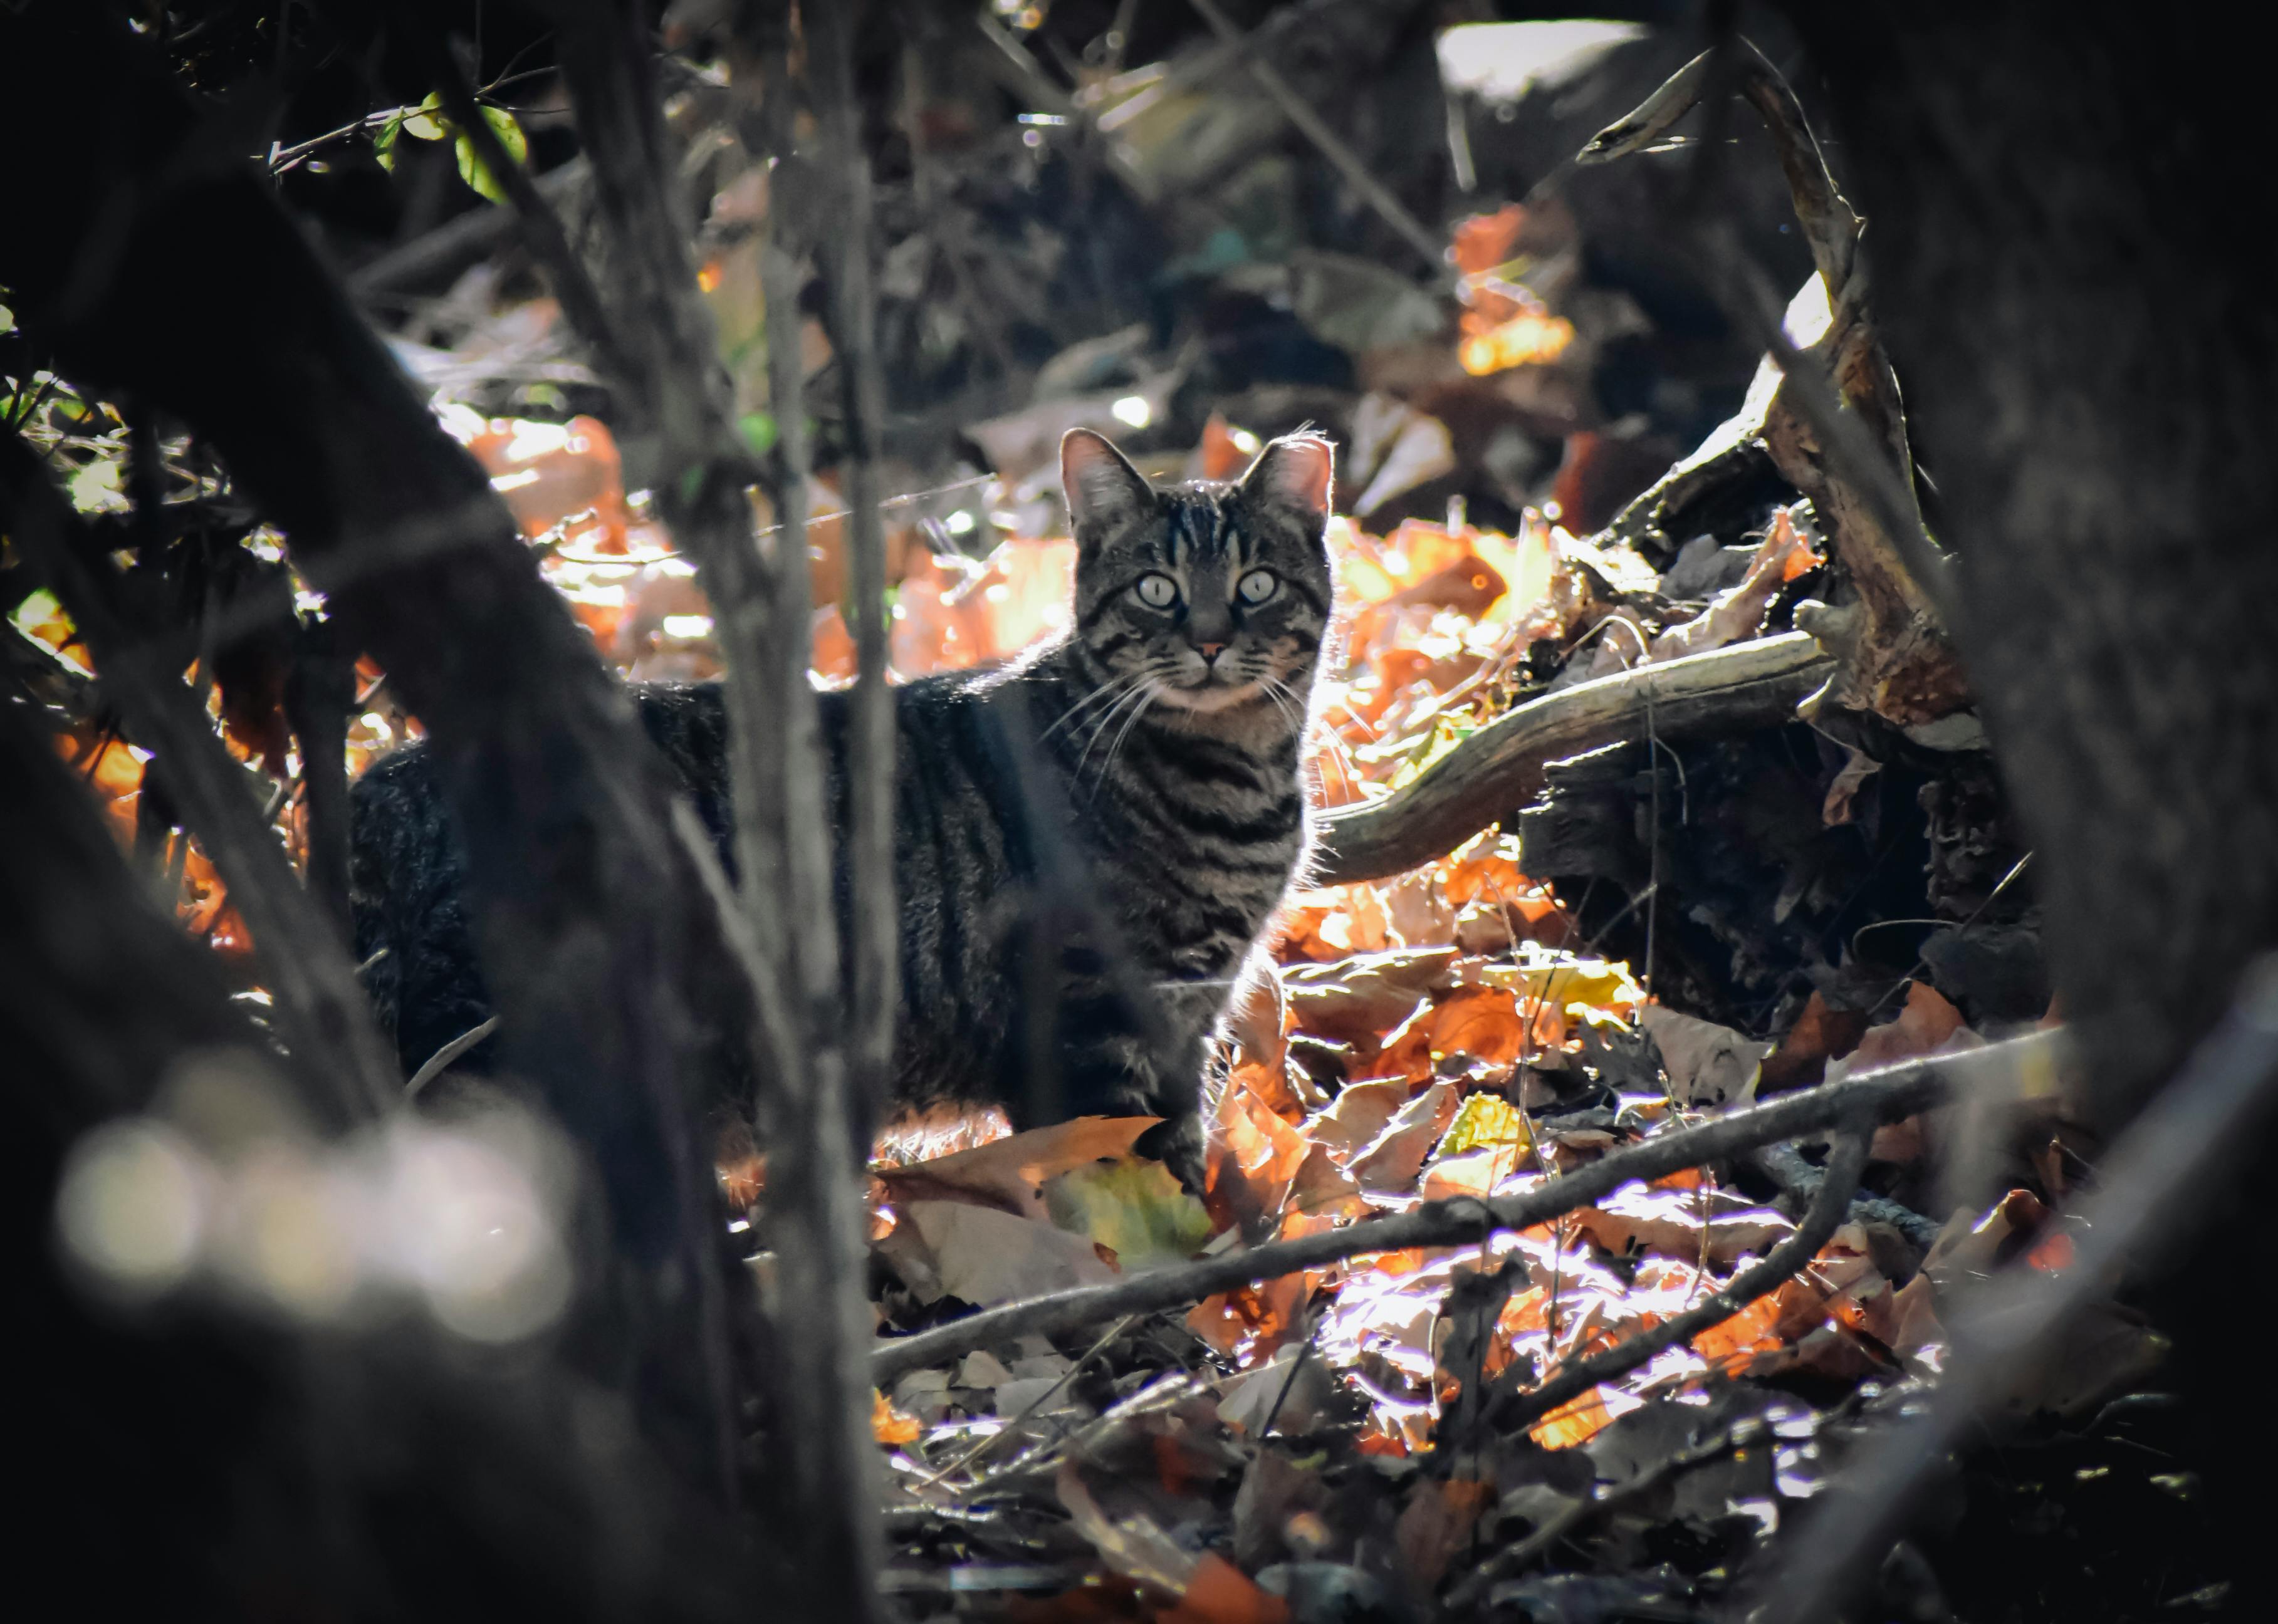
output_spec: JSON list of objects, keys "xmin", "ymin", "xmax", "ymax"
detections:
[{"xmin": 350, "ymin": 430, "xmax": 1335, "ymax": 1169}]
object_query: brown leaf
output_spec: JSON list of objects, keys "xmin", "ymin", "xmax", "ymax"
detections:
[
  {"xmin": 1758, "ymin": 992, "xmax": 1869, "ymax": 1095},
  {"xmin": 877, "ymin": 1116, "xmax": 1157, "ymax": 1221},
  {"xmin": 1846, "ymin": 981, "xmax": 1973, "ymax": 1071},
  {"xmin": 1349, "ymin": 1081, "xmax": 1462, "ymax": 1192},
  {"xmin": 1394, "ymin": 1477, "xmax": 1494, "ymax": 1594},
  {"xmin": 1282, "ymin": 947, "xmax": 1458, "ymax": 1045}
]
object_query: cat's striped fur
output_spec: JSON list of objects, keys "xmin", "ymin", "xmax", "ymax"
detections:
[{"xmin": 349, "ymin": 430, "xmax": 1335, "ymax": 1179}]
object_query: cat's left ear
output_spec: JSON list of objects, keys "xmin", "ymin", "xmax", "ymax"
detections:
[
  {"xmin": 1062, "ymin": 429, "xmax": 1155, "ymax": 539},
  {"xmin": 1238, "ymin": 433, "xmax": 1334, "ymax": 536}
]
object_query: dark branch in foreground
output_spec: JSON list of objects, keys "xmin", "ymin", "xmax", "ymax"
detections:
[
  {"xmin": 872, "ymin": 1035, "xmax": 2057, "ymax": 1381},
  {"xmin": 0, "ymin": 3, "xmax": 745, "ymax": 1496},
  {"xmin": 1, "ymin": 440, "xmax": 401, "ymax": 1123},
  {"xmin": 1313, "ymin": 632, "xmax": 1831, "ymax": 886},
  {"xmin": 1750, "ymin": 959, "xmax": 2278, "ymax": 1624}
]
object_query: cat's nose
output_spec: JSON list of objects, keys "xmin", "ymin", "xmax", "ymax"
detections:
[{"xmin": 1197, "ymin": 642, "xmax": 1227, "ymax": 662}]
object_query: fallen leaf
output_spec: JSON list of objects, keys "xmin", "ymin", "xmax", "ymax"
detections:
[
  {"xmin": 901, "ymin": 1200, "xmax": 1120, "ymax": 1304},
  {"xmin": 1758, "ymin": 992, "xmax": 1868, "ymax": 1095},
  {"xmin": 871, "ymin": 1387, "xmax": 921, "ymax": 1447},
  {"xmin": 1349, "ymin": 1081, "xmax": 1463, "ymax": 1192},
  {"xmin": 877, "ymin": 1116, "xmax": 1159, "ymax": 1219},
  {"xmin": 1639, "ymin": 1005, "xmax": 1770, "ymax": 1106}
]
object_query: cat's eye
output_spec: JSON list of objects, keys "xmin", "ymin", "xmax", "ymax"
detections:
[
  {"xmin": 1238, "ymin": 569, "xmax": 1279, "ymax": 605},
  {"xmin": 1136, "ymin": 573, "xmax": 1179, "ymax": 608}
]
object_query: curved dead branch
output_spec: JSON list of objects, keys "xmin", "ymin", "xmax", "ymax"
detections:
[
  {"xmin": 1312, "ymin": 632, "xmax": 1833, "ymax": 887},
  {"xmin": 1502, "ymin": 1126, "xmax": 1871, "ymax": 1433},
  {"xmin": 1580, "ymin": 40, "xmax": 1967, "ymax": 727}
]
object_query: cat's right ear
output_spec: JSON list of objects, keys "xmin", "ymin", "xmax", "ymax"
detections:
[{"xmin": 1062, "ymin": 429, "xmax": 1154, "ymax": 540}]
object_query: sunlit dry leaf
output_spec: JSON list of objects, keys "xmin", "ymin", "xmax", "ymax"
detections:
[
  {"xmin": 875, "ymin": 1115, "xmax": 1156, "ymax": 1220},
  {"xmin": 872, "ymin": 1387, "xmax": 921, "ymax": 1447},
  {"xmin": 1528, "ymin": 1386, "xmax": 1625, "ymax": 1450},
  {"xmin": 1568, "ymin": 1183, "xmax": 1794, "ymax": 1269},
  {"xmin": 1376, "ymin": 986, "xmax": 1528, "ymax": 1078},
  {"xmin": 1305, "ymin": 1079, "xmax": 1411, "ymax": 1165},
  {"xmin": 1348, "ymin": 1081, "xmax": 1461, "ymax": 1192},
  {"xmin": 1206, "ymin": 1081, "xmax": 1310, "ymax": 1234},
  {"xmin": 1189, "ymin": 1273, "xmax": 1307, "ymax": 1366},
  {"xmin": 1283, "ymin": 947, "xmax": 1459, "ymax": 1043}
]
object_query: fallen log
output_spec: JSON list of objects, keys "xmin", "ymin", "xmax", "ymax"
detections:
[{"xmin": 1312, "ymin": 632, "xmax": 1833, "ymax": 886}]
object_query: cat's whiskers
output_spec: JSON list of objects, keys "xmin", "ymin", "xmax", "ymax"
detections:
[
  {"xmin": 1038, "ymin": 668, "xmax": 1149, "ymax": 745},
  {"xmin": 1257, "ymin": 675, "xmax": 1302, "ymax": 734},
  {"xmin": 1070, "ymin": 671, "xmax": 1164, "ymax": 784},
  {"xmin": 1089, "ymin": 680, "xmax": 1162, "ymax": 803}
]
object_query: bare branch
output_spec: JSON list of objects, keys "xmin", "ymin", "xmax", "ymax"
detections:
[
  {"xmin": 1314, "ymin": 632, "xmax": 1832, "ymax": 886},
  {"xmin": 872, "ymin": 1036, "xmax": 2058, "ymax": 1382},
  {"xmin": 545, "ymin": 0, "xmax": 885, "ymax": 1601},
  {"xmin": 810, "ymin": 1, "xmax": 901, "ymax": 1108}
]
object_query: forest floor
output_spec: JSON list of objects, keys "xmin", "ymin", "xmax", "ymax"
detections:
[{"xmin": 10, "ymin": 11, "xmax": 2239, "ymax": 1621}]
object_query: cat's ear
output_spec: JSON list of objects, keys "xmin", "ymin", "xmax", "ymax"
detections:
[
  {"xmin": 1062, "ymin": 429, "xmax": 1154, "ymax": 538},
  {"xmin": 1238, "ymin": 433, "xmax": 1334, "ymax": 534}
]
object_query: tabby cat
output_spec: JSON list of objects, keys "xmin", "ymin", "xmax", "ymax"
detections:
[{"xmin": 350, "ymin": 429, "xmax": 1336, "ymax": 1181}]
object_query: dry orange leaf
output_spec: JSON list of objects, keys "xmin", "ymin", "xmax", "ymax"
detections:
[
  {"xmin": 1847, "ymin": 981, "xmax": 1970, "ymax": 1070},
  {"xmin": 870, "ymin": 1387, "xmax": 921, "ymax": 1447}
]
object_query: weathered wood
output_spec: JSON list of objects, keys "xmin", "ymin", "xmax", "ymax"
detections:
[{"xmin": 1313, "ymin": 632, "xmax": 1833, "ymax": 885}]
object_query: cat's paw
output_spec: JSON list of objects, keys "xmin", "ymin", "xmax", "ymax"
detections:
[{"xmin": 1132, "ymin": 1111, "xmax": 1207, "ymax": 1199}]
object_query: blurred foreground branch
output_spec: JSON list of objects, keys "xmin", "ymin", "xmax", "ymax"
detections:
[
  {"xmin": 0, "ymin": 439, "xmax": 401, "ymax": 1123},
  {"xmin": 1752, "ymin": 959, "xmax": 2278, "ymax": 1623},
  {"xmin": 543, "ymin": 0, "xmax": 887, "ymax": 1608},
  {"xmin": 0, "ymin": 1, "xmax": 745, "ymax": 1499}
]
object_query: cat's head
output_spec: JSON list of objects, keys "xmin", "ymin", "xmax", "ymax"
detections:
[{"xmin": 1059, "ymin": 427, "xmax": 1335, "ymax": 717}]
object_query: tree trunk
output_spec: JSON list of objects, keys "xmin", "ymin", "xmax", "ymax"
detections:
[
  {"xmin": 1771, "ymin": 0, "xmax": 2278, "ymax": 1124},
  {"xmin": 1771, "ymin": 6, "xmax": 2278, "ymax": 1612}
]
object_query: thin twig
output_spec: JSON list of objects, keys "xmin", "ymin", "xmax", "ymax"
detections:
[
  {"xmin": 404, "ymin": 1014, "xmax": 501, "ymax": 1098},
  {"xmin": 914, "ymin": 1314, "xmax": 1136, "ymax": 1496},
  {"xmin": 1752, "ymin": 956, "xmax": 2278, "ymax": 1624},
  {"xmin": 873, "ymin": 1035, "xmax": 2057, "ymax": 1381}
]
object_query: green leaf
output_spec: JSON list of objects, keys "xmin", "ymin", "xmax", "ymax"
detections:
[
  {"xmin": 402, "ymin": 93, "xmax": 449, "ymax": 142},
  {"xmin": 453, "ymin": 106, "xmax": 527, "ymax": 204},
  {"xmin": 738, "ymin": 411, "xmax": 778, "ymax": 457},
  {"xmin": 478, "ymin": 103, "xmax": 527, "ymax": 164},
  {"xmin": 373, "ymin": 111, "xmax": 403, "ymax": 172}
]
